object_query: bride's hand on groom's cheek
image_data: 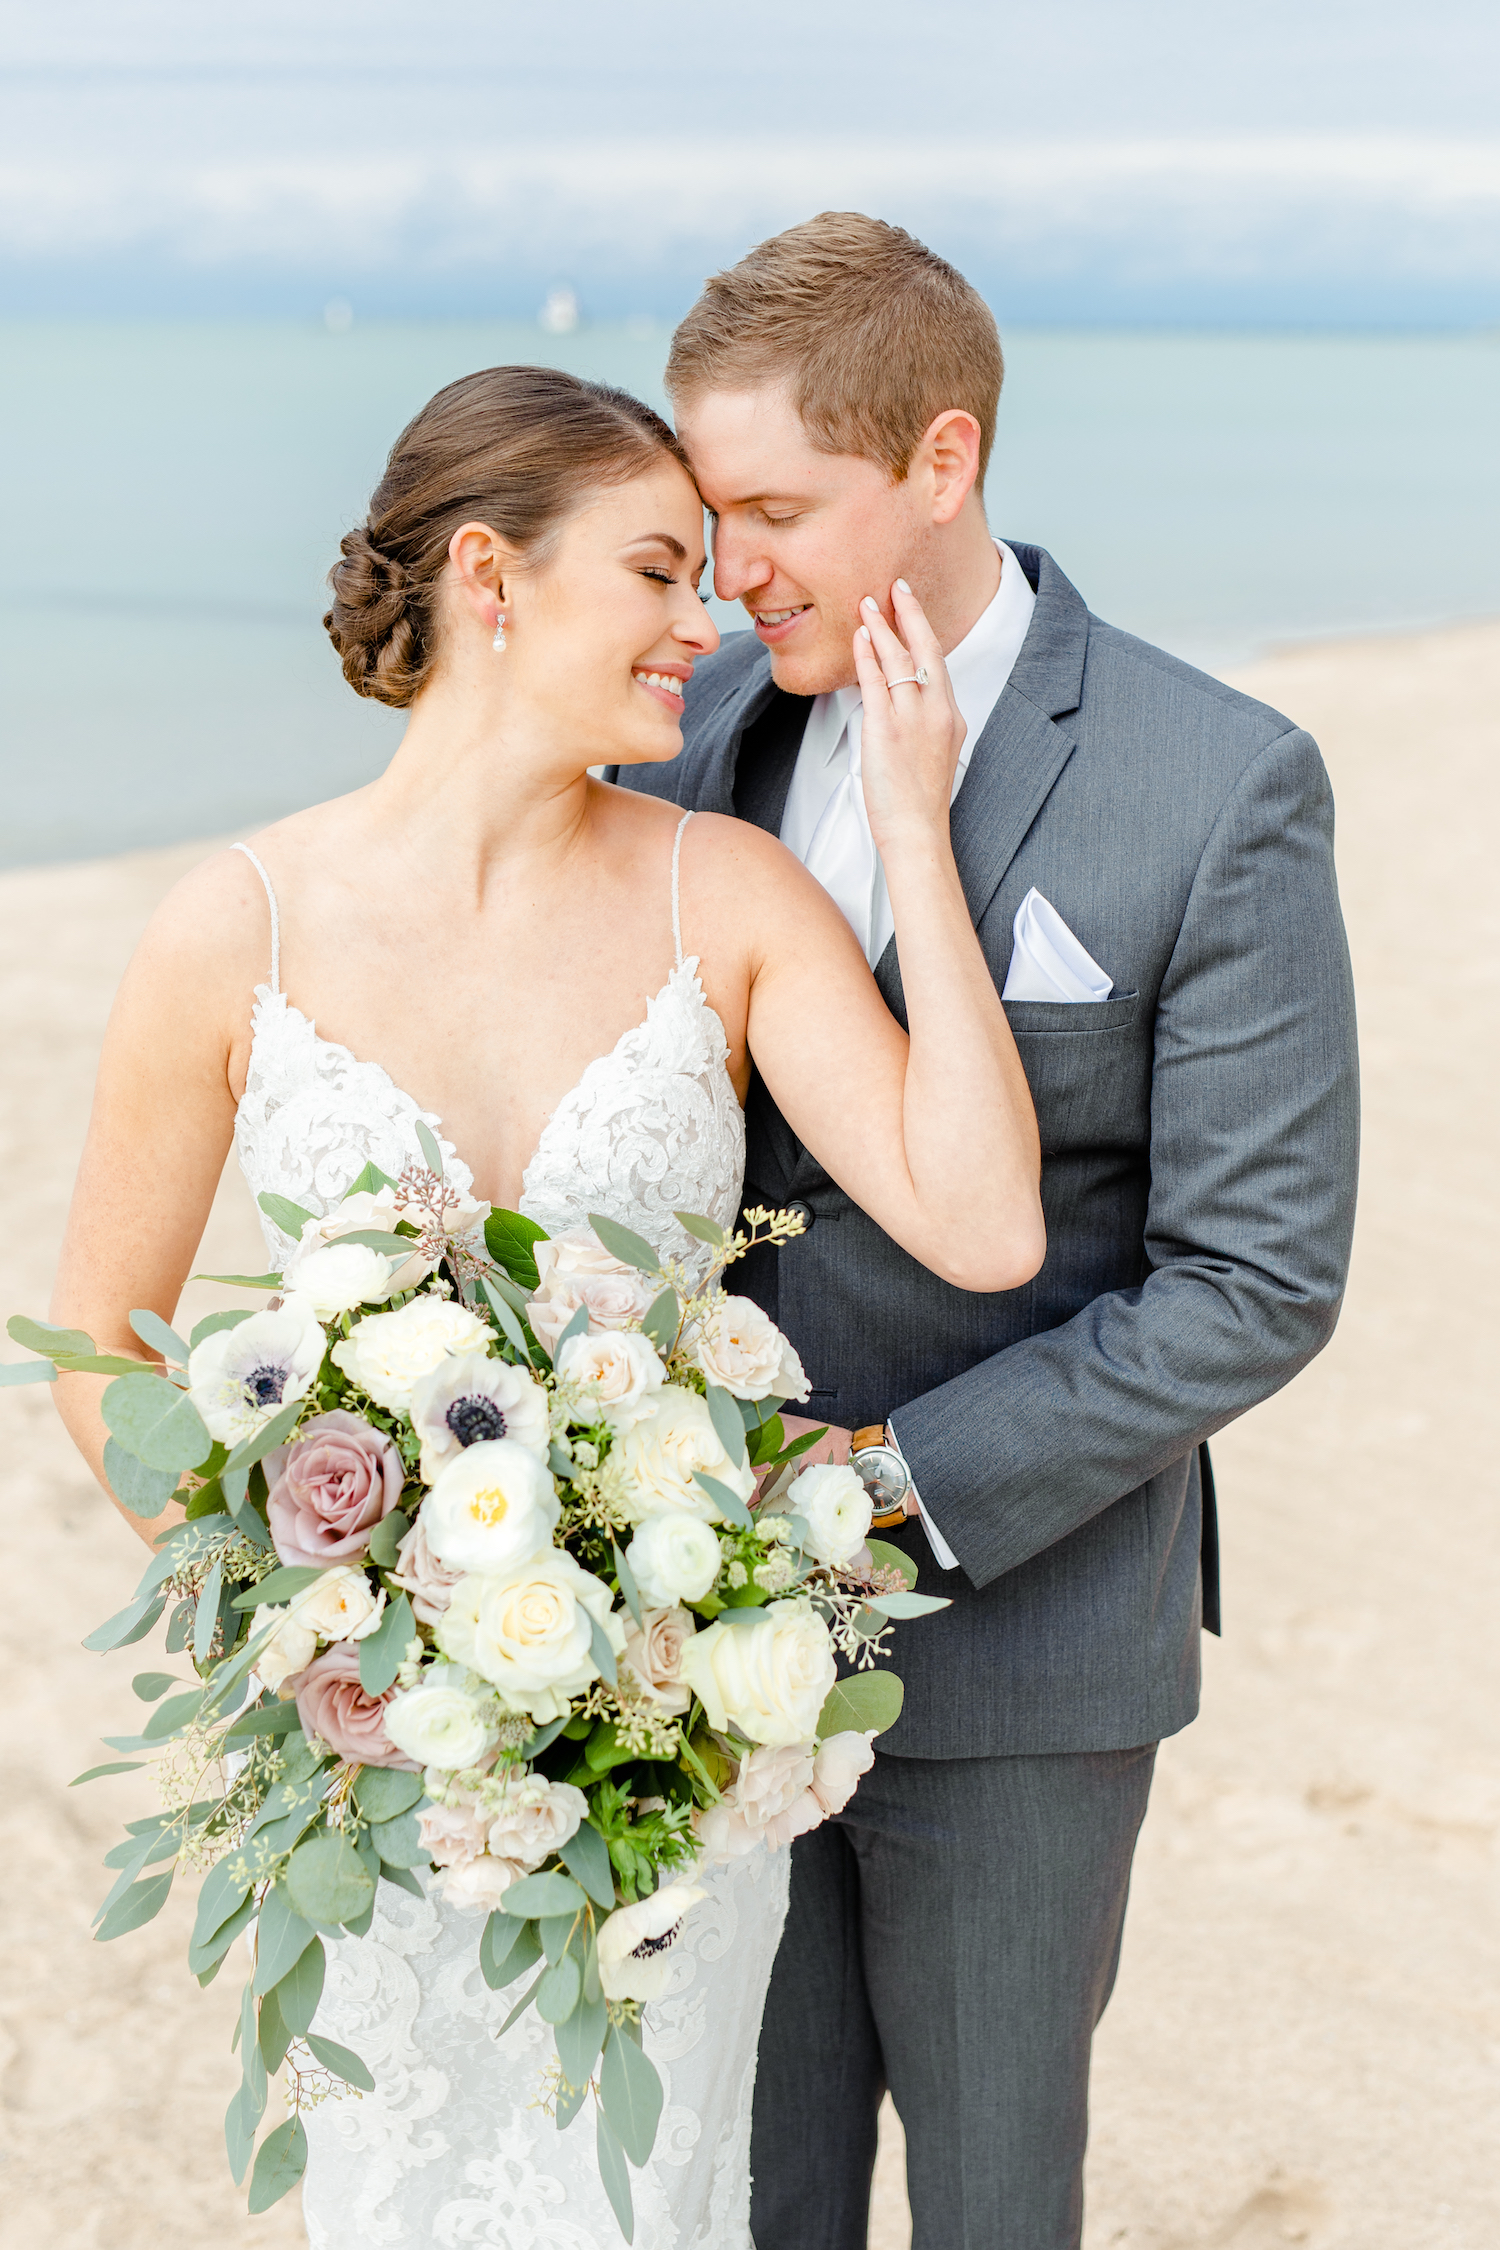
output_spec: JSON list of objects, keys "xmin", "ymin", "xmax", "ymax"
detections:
[{"xmin": 852, "ymin": 580, "xmax": 966, "ymax": 850}]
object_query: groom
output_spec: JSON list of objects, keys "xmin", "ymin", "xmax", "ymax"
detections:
[{"xmin": 612, "ymin": 213, "xmax": 1359, "ymax": 2249}]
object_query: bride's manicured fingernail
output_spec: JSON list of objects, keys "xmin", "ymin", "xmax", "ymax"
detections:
[
  {"xmin": 895, "ymin": 578, "xmax": 911, "ymax": 594},
  {"xmin": 858, "ymin": 625, "xmax": 872, "ymax": 642},
  {"xmin": 861, "ymin": 595, "xmax": 879, "ymax": 612}
]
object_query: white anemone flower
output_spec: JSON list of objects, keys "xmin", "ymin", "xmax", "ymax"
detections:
[
  {"xmin": 410, "ymin": 1355, "xmax": 552, "ymax": 1484},
  {"xmin": 596, "ymin": 1882, "xmax": 707, "ymax": 2001},
  {"xmin": 186, "ymin": 1294, "xmax": 326, "ymax": 1447}
]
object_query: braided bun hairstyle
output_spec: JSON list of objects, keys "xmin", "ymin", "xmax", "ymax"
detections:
[{"xmin": 323, "ymin": 366, "xmax": 689, "ymax": 708}]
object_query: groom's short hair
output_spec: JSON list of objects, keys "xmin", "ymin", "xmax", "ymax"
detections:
[{"xmin": 667, "ymin": 211, "xmax": 1003, "ymax": 485}]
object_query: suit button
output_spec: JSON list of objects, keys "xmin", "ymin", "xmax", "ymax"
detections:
[{"xmin": 785, "ymin": 1200, "xmax": 815, "ymax": 1234}]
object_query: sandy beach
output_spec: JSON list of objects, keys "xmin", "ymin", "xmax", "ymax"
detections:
[{"xmin": 1, "ymin": 618, "xmax": 1495, "ymax": 2249}]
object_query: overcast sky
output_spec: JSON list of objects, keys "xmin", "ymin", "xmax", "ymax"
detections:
[{"xmin": 3, "ymin": 0, "xmax": 1497, "ymax": 322}]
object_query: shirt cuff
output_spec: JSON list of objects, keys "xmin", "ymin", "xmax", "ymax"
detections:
[{"xmin": 885, "ymin": 1418, "xmax": 960, "ymax": 1572}]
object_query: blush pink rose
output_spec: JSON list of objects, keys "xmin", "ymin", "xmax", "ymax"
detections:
[
  {"xmin": 266, "ymin": 1410, "xmax": 404, "ymax": 1569},
  {"xmin": 390, "ymin": 1514, "xmax": 464, "ymax": 1625},
  {"xmin": 417, "ymin": 1798, "xmax": 490, "ymax": 1868},
  {"xmin": 290, "ymin": 1641, "xmax": 417, "ymax": 1769}
]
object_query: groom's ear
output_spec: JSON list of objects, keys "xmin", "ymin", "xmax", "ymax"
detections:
[{"xmin": 912, "ymin": 410, "xmax": 985, "ymax": 526}]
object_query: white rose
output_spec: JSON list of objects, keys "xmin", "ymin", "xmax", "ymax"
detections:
[
  {"xmin": 411, "ymin": 1355, "xmax": 551, "ymax": 1484},
  {"xmin": 330, "ymin": 1295, "xmax": 490, "ymax": 1416},
  {"xmin": 786, "ymin": 1461, "xmax": 874, "ymax": 1568},
  {"xmin": 293, "ymin": 1564, "xmax": 386, "ymax": 1643},
  {"xmin": 284, "ymin": 1240, "xmax": 399, "ymax": 1319},
  {"xmin": 419, "ymin": 1438, "xmax": 561, "ymax": 1575},
  {"xmin": 254, "ymin": 1603, "xmax": 318, "ymax": 1693},
  {"xmin": 186, "ymin": 1294, "xmax": 326, "ymax": 1447},
  {"xmin": 689, "ymin": 1297, "xmax": 811, "ymax": 1404},
  {"xmin": 695, "ymin": 1743, "xmax": 824, "ymax": 1862},
  {"xmin": 611, "ymin": 1389, "xmax": 756, "ymax": 1525},
  {"xmin": 675, "ymin": 1597, "xmax": 837, "ymax": 1748},
  {"xmin": 435, "ymin": 1853, "xmax": 526, "ymax": 1913},
  {"xmin": 484, "ymin": 1774, "xmax": 589, "ymax": 1870},
  {"xmin": 555, "ymin": 1330, "xmax": 667, "ymax": 1430},
  {"xmin": 811, "ymin": 1729, "xmax": 877, "ymax": 1815},
  {"xmin": 596, "ymin": 1882, "xmax": 706, "ymax": 2001},
  {"xmin": 285, "ymin": 1188, "xmax": 432, "ymax": 1295},
  {"xmin": 626, "ymin": 1514, "xmax": 721, "ymax": 1607},
  {"xmin": 621, "ymin": 1607, "xmax": 696, "ymax": 1715},
  {"xmin": 437, "ymin": 1549, "xmax": 628, "ymax": 1722},
  {"xmin": 524, "ymin": 1227, "xmax": 658, "ymax": 1354},
  {"xmin": 384, "ymin": 1662, "xmax": 499, "ymax": 1770}
]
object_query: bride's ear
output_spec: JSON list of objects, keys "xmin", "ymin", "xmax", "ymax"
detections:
[{"xmin": 449, "ymin": 521, "xmax": 522, "ymax": 628}]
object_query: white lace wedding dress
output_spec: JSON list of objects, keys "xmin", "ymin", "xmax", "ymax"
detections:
[{"xmin": 230, "ymin": 819, "xmax": 790, "ymax": 2250}]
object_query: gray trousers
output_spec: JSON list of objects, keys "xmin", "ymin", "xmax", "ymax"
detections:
[{"xmin": 749, "ymin": 1744, "xmax": 1158, "ymax": 2250}]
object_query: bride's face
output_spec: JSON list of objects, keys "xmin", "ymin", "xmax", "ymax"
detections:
[{"xmin": 498, "ymin": 458, "xmax": 720, "ymax": 766}]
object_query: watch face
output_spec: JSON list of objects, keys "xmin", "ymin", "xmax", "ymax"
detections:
[{"xmin": 851, "ymin": 1444, "xmax": 909, "ymax": 1514}]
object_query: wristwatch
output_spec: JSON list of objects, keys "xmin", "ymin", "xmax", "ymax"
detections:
[{"xmin": 849, "ymin": 1424, "xmax": 911, "ymax": 1530}]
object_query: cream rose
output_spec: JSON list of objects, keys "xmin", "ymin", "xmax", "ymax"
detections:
[
  {"xmin": 596, "ymin": 1882, "xmax": 706, "ymax": 2002},
  {"xmin": 811, "ymin": 1729, "xmax": 877, "ymax": 1815},
  {"xmin": 383, "ymin": 1662, "xmax": 499, "ymax": 1770},
  {"xmin": 435, "ymin": 1853, "xmax": 526, "ymax": 1913},
  {"xmin": 621, "ymin": 1607, "xmax": 695, "ymax": 1715},
  {"xmin": 695, "ymin": 1743, "xmax": 824, "ymax": 1861},
  {"xmin": 285, "ymin": 1187, "xmax": 433, "ymax": 1295},
  {"xmin": 285, "ymin": 1241, "xmax": 398, "ymax": 1320},
  {"xmin": 293, "ymin": 1565, "xmax": 386, "ymax": 1643},
  {"xmin": 675, "ymin": 1597, "xmax": 837, "ymax": 1748},
  {"xmin": 417, "ymin": 1796, "xmax": 489, "ymax": 1868},
  {"xmin": 611, "ymin": 1389, "xmax": 756, "ymax": 1525},
  {"xmin": 524, "ymin": 1227, "xmax": 657, "ymax": 1354},
  {"xmin": 786, "ymin": 1461, "xmax": 874, "ymax": 1569},
  {"xmin": 625, "ymin": 1513, "xmax": 721, "ymax": 1607},
  {"xmin": 410, "ymin": 1355, "xmax": 551, "ymax": 1483},
  {"xmin": 254, "ymin": 1603, "xmax": 319, "ymax": 1694},
  {"xmin": 689, "ymin": 1297, "xmax": 811, "ymax": 1404},
  {"xmin": 554, "ymin": 1330, "xmax": 667, "ymax": 1430},
  {"xmin": 437, "ymin": 1549, "xmax": 628, "ymax": 1723},
  {"xmin": 330, "ymin": 1295, "xmax": 490, "ymax": 1416},
  {"xmin": 419, "ymin": 1438, "xmax": 560, "ymax": 1576},
  {"xmin": 484, "ymin": 1774, "xmax": 589, "ymax": 1870}
]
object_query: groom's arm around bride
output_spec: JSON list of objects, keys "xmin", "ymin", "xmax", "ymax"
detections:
[{"xmin": 615, "ymin": 213, "xmax": 1360, "ymax": 2250}]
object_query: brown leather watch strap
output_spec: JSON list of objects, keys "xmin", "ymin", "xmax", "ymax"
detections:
[{"xmin": 851, "ymin": 1424, "xmax": 886, "ymax": 1452}]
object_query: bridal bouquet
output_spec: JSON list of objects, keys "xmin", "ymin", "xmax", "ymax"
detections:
[{"xmin": 4, "ymin": 1133, "xmax": 944, "ymax": 2239}]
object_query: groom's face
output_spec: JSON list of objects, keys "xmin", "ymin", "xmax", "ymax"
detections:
[{"xmin": 677, "ymin": 384, "xmax": 927, "ymax": 698}]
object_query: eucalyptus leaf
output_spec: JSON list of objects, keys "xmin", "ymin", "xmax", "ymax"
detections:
[
  {"xmin": 194, "ymin": 1559, "xmax": 225, "ymax": 1665},
  {"xmin": 163, "ymin": 1599, "xmax": 195, "ymax": 1653},
  {"xmin": 368, "ymin": 1808, "xmax": 428, "ymax": 1869},
  {"xmin": 586, "ymin": 1608, "xmax": 618, "ymax": 1688},
  {"xmin": 555, "ymin": 2065, "xmax": 591, "ymax": 2130},
  {"xmin": 190, "ymin": 1856, "xmax": 254, "ymax": 1958},
  {"xmin": 519, "ymin": 1713, "xmax": 570, "ymax": 1760},
  {"xmin": 540, "ymin": 1911, "xmax": 578, "ymax": 1965},
  {"xmin": 257, "ymin": 1984, "xmax": 292, "ymax": 2074},
  {"xmin": 816, "ymin": 1669, "xmax": 905, "ymax": 1738},
  {"xmin": 584, "ymin": 1212, "xmax": 661, "ymax": 1276},
  {"xmin": 641, "ymin": 1286, "xmax": 679, "ymax": 1353},
  {"xmin": 479, "ymin": 1276, "xmax": 536, "ymax": 1364},
  {"xmin": 304, "ymin": 2032, "xmax": 376, "ymax": 2091},
  {"xmin": 481, "ymin": 1911, "xmax": 541, "ymax": 1991},
  {"xmin": 223, "ymin": 1399, "xmax": 303, "ymax": 1475},
  {"xmin": 600, "ymin": 2020, "xmax": 664, "ymax": 2165},
  {"xmin": 560, "ymin": 1822, "xmax": 615, "ymax": 1911},
  {"xmin": 413, "ymin": 1118, "xmax": 445, "ymax": 1178},
  {"xmin": 702, "ymin": 1384, "xmax": 748, "ymax": 1469},
  {"xmin": 536, "ymin": 1952, "xmax": 582, "ymax": 2024},
  {"xmin": 93, "ymin": 1833, "xmax": 155, "ymax": 1919},
  {"xmin": 102, "ymin": 1372, "xmax": 213, "ymax": 1474},
  {"xmin": 194, "ymin": 1271, "xmax": 281, "ymax": 1289},
  {"xmin": 672, "ymin": 1209, "xmax": 726, "ymax": 1247},
  {"xmin": 224, "ymin": 2081, "xmax": 258, "ymax": 2185},
  {"xmin": 366, "ymin": 1508, "xmax": 410, "ymax": 1569},
  {"xmin": 142, "ymin": 1687, "xmax": 205, "ymax": 1741},
  {"xmin": 497, "ymin": 1967, "xmax": 547, "ymax": 2037},
  {"xmin": 188, "ymin": 1890, "xmax": 258, "ymax": 1979},
  {"xmin": 500, "ymin": 1870, "xmax": 588, "ymax": 1920},
  {"xmin": 863, "ymin": 1537, "xmax": 919, "ymax": 1590},
  {"xmin": 231, "ymin": 1564, "xmax": 325, "ymax": 1611},
  {"xmin": 247, "ymin": 2114, "xmax": 309, "ymax": 2214},
  {"xmin": 378, "ymin": 1861, "xmax": 425, "ymax": 1899},
  {"xmin": 692, "ymin": 1470, "xmax": 753, "ymax": 1531},
  {"xmin": 54, "ymin": 1352, "xmax": 159, "ymax": 1376},
  {"xmin": 6, "ymin": 1314, "xmax": 94, "ymax": 1357},
  {"xmin": 71, "ymin": 1759, "xmax": 145, "ymax": 1785},
  {"xmin": 342, "ymin": 1160, "xmax": 399, "ymax": 1196},
  {"xmin": 285, "ymin": 1831, "xmax": 374, "ymax": 1931},
  {"xmin": 95, "ymin": 1868, "xmax": 173, "ymax": 1941},
  {"xmin": 595, "ymin": 2106, "xmax": 635, "ymax": 2240},
  {"xmin": 358, "ymin": 1591, "xmax": 414, "ymax": 1696},
  {"xmin": 551, "ymin": 1303, "xmax": 591, "ymax": 1362},
  {"xmin": 190, "ymin": 1308, "xmax": 255, "ymax": 1349},
  {"xmin": 0, "ymin": 1359, "xmax": 56, "ymax": 1386},
  {"xmin": 325, "ymin": 1228, "xmax": 410, "ymax": 1254},
  {"xmin": 270, "ymin": 1932, "xmax": 326, "ymax": 2035},
  {"xmin": 91, "ymin": 1591, "xmax": 170, "ymax": 1653},
  {"xmin": 252, "ymin": 1882, "xmax": 318, "ymax": 1994},
  {"xmin": 131, "ymin": 1670, "xmax": 181, "ymax": 1702},
  {"xmin": 256, "ymin": 1190, "xmax": 317, "ymax": 1240},
  {"xmin": 352, "ymin": 1765, "xmax": 424, "ymax": 1823},
  {"xmin": 129, "ymin": 1308, "xmax": 192, "ymax": 1366},
  {"xmin": 611, "ymin": 1541, "xmax": 643, "ymax": 1632},
  {"xmin": 864, "ymin": 1590, "xmax": 952, "ymax": 1620},
  {"xmin": 103, "ymin": 1438, "xmax": 180, "ymax": 1517},
  {"xmin": 483, "ymin": 1208, "xmax": 547, "ymax": 1290}
]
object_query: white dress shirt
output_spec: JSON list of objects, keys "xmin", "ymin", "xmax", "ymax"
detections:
[{"xmin": 778, "ymin": 542, "xmax": 1036, "ymax": 1571}]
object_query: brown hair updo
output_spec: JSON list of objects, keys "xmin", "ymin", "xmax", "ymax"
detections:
[{"xmin": 323, "ymin": 365, "xmax": 689, "ymax": 708}]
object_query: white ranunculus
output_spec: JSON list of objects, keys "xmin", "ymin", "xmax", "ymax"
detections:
[
  {"xmin": 484, "ymin": 1774, "xmax": 589, "ymax": 1871},
  {"xmin": 688, "ymin": 1296, "xmax": 811, "ymax": 1404},
  {"xmin": 383, "ymin": 1662, "xmax": 499, "ymax": 1770},
  {"xmin": 611, "ymin": 1388, "xmax": 756, "ymax": 1525},
  {"xmin": 811, "ymin": 1729, "xmax": 878, "ymax": 1815},
  {"xmin": 675, "ymin": 1597, "xmax": 837, "ymax": 1749},
  {"xmin": 254, "ymin": 1603, "xmax": 319, "ymax": 1693},
  {"xmin": 187, "ymin": 1294, "xmax": 326, "ymax": 1447},
  {"xmin": 285, "ymin": 1241, "xmax": 399, "ymax": 1319},
  {"xmin": 435, "ymin": 1853, "xmax": 526, "ymax": 1913},
  {"xmin": 626, "ymin": 1513, "xmax": 722, "ymax": 1607},
  {"xmin": 419, "ymin": 1438, "xmax": 561, "ymax": 1575},
  {"xmin": 411, "ymin": 1355, "xmax": 551, "ymax": 1483},
  {"xmin": 330, "ymin": 1295, "xmax": 490, "ymax": 1416},
  {"xmin": 555, "ymin": 1330, "xmax": 667, "ymax": 1430},
  {"xmin": 293, "ymin": 1564, "xmax": 386, "ymax": 1643},
  {"xmin": 621, "ymin": 1607, "xmax": 696, "ymax": 1715},
  {"xmin": 437, "ymin": 1549, "xmax": 628, "ymax": 1723},
  {"xmin": 596, "ymin": 1882, "xmax": 706, "ymax": 2001},
  {"xmin": 785, "ymin": 1461, "xmax": 874, "ymax": 1569},
  {"xmin": 285, "ymin": 1187, "xmax": 433, "ymax": 1295}
]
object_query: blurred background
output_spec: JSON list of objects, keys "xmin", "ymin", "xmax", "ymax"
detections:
[{"xmin": 1, "ymin": 8, "xmax": 1497, "ymax": 2250}]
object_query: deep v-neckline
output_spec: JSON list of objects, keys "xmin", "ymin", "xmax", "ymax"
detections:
[{"xmin": 245, "ymin": 955, "xmax": 729, "ymax": 1206}]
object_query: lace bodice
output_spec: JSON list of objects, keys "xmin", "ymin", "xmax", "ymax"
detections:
[{"xmin": 231, "ymin": 818, "xmax": 746, "ymax": 1268}]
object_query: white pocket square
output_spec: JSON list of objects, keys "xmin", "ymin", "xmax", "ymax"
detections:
[{"xmin": 1002, "ymin": 888, "xmax": 1112, "ymax": 1004}]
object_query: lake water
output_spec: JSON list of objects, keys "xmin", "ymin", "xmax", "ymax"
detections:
[{"xmin": 2, "ymin": 319, "xmax": 1496, "ymax": 867}]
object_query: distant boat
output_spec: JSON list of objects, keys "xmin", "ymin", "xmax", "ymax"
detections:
[{"xmin": 539, "ymin": 286, "xmax": 581, "ymax": 335}]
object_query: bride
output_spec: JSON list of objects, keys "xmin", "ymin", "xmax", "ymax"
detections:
[{"xmin": 48, "ymin": 365, "xmax": 1043, "ymax": 2246}]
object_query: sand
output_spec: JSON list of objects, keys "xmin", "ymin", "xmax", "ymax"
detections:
[{"xmin": 1, "ymin": 619, "xmax": 1495, "ymax": 2250}]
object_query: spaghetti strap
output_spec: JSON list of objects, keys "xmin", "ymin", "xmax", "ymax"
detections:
[
  {"xmin": 231, "ymin": 841, "xmax": 281, "ymax": 994},
  {"xmin": 670, "ymin": 810, "xmax": 693, "ymax": 970}
]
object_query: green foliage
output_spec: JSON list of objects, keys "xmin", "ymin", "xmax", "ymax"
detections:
[
  {"xmin": 611, "ymin": 1541, "xmax": 643, "ymax": 1631},
  {"xmin": 480, "ymin": 1911, "xmax": 540, "ymax": 1991},
  {"xmin": 586, "ymin": 1609, "xmax": 618, "ymax": 1688},
  {"xmin": 6, "ymin": 1314, "xmax": 94, "ymax": 1358},
  {"xmin": 378, "ymin": 1861, "xmax": 425, "ymax": 1900},
  {"xmin": 358, "ymin": 1592, "xmax": 414, "ymax": 1696},
  {"xmin": 285, "ymin": 1831, "xmax": 375, "ymax": 1930},
  {"xmin": 600, "ymin": 2019, "xmax": 664, "ymax": 2166},
  {"xmin": 500, "ymin": 1870, "xmax": 588, "ymax": 1920},
  {"xmin": 102, "ymin": 1372, "xmax": 214, "ymax": 1473},
  {"xmin": 223, "ymin": 1399, "xmax": 303, "ymax": 1474},
  {"xmin": 95, "ymin": 1869, "xmax": 174, "ymax": 1942},
  {"xmin": 252, "ymin": 1882, "xmax": 318, "ymax": 1994},
  {"xmin": 257, "ymin": 1984, "xmax": 293, "ymax": 2074},
  {"xmin": 0, "ymin": 1359, "xmax": 56, "ymax": 1386},
  {"xmin": 84, "ymin": 1591, "xmax": 167, "ymax": 1652},
  {"xmin": 413, "ymin": 1118, "xmax": 444, "ymax": 1178},
  {"xmin": 484, "ymin": 1208, "xmax": 548, "ymax": 1290},
  {"xmin": 864, "ymin": 1537, "xmax": 918, "ymax": 1589},
  {"xmin": 536, "ymin": 1953, "xmax": 582, "ymax": 2023},
  {"xmin": 256, "ymin": 1190, "xmax": 317, "ymax": 1239},
  {"xmin": 194, "ymin": 1271, "xmax": 281, "ymax": 1289},
  {"xmin": 343, "ymin": 1161, "xmax": 399, "ymax": 1196},
  {"xmin": 70, "ymin": 1760, "xmax": 145, "ymax": 1784},
  {"xmin": 141, "ymin": 1687, "xmax": 205, "ymax": 1741},
  {"xmin": 745, "ymin": 1413, "xmax": 787, "ymax": 1468},
  {"xmin": 498, "ymin": 1968, "xmax": 547, "ymax": 2036},
  {"xmin": 190, "ymin": 1856, "xmax": 254, "ymax": 1959},
  {"xmin": 596, "ymin": 2103, "xmax": 635, "ymax": 2238},
  {"xmin": 222, "ymin": 1699, "xmax": 303, "ymax": 1744},
  {"xmin": 131, "ymin": 1671, "xmax": 180, "ymax": 1701},
  {"xmin": 304, "ymin": 2033, "xmax": 376, "ymax": 2090},
  {"xmin": 701, "ymin": 1384, "xmax": 748, "ymax": 1470},
  {"xmin": 584, "ymin": 1213, "xmax": 660, "ymax": 1276},
  {"xmin": 231, "ymin": 1564, "xmax": 323, "ymax": 1611},
  {"xmin": 671, "ymin": 1209, "xmax": 726, "ymax": 1247},
  {"xmin": 641, "ymin": 1287, "xmax": 679, "ymax": 1352},
  {"xmin": 560, "ymin": 1823, "xmax": 616, "ymax": 1911},
  {"xmin": 247, "ymin": 2114, "xmax": 308, "ymax": 2213},
  {"xmin": 190, "ymin": 1308, "xmax": 254, "ymax": 1349},
  {"xmin": 271, "ymin": 1934, "xmax": 327, "ymax": 2036},
  {"xmin": 224, "ymin": 2082, "xmax": 258, "ymax": 2186},
  {"xmin": 691, "ymin": 1469, "xmax": 752, "ymax": 1531},
  {"xmin": 366, "ymin": 1508, "xmax": 410, "ymax": 1569},
  {"xmin": 555, "ymin": 1982, "xmax": 607, "ymax": 2094},
  {"xmin": 864, "ymin": 1591, "xmax": 950, "ymax": 1620},
  {"xmin": 352, "ymin": 1766, "xmax": 423, "ymax": 1823},
  {"xmin": 479, "ymin": 1276, "xmax": 537, "ymax": 1362},
  {"xmin": 817, "ymin": 1669, "xmax": 905, "ymax": 1738},
  {"xmin": 128, "ymin": 1308, "xmax": 192, "ymax": 1365},
  {"xmin": 368, "ymin": 1808, "xmax": 428, "ymax": 1868},
  {"xmin": 193, "ymin": 1560, "xmax": 224, "ymax": 1666}
]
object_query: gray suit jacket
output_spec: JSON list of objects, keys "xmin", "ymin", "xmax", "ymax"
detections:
[{"xmin": 611, "ymin": 545, "xmax": 1359, "ymax": 1756}]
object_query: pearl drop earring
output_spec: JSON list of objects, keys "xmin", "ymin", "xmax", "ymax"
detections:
[{"xmin": 492, "ymin": 611, "xmax": 507, "ymax": 653}]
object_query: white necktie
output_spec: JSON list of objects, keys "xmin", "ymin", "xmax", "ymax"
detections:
[{"xmin": 802, "ymin": 704, "xmax": 882, "ymax": 964}]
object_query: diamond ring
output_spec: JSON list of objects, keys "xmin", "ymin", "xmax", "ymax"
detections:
[{"xmin": 886, "ymin": 667, "xmax": 929, "ymax": 689}]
